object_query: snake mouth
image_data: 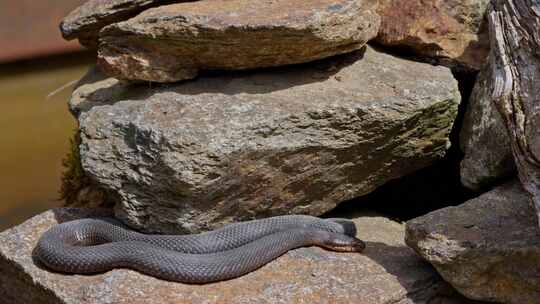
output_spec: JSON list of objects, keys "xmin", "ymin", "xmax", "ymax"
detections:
[{"xmin": 323, "ymin": 237, "xmax": 366, "ymax": 252}]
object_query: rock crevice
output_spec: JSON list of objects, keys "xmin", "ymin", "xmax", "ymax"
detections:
[{"xmin": 96, "ymin": 0, "xmax": 380, "ymax": 82}]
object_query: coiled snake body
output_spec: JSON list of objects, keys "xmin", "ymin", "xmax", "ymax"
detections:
[{"xmin": 34, "ymin": 215, "xmax": 365, "ymax": 283}]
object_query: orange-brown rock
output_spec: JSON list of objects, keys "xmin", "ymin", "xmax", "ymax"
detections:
[
  {"xmin": 97, "ymin": 0, "xmax": 380, "ymax": 82},
  {"xmin": 376, "ymin": 0, "xmax": 490, "ymax": 70}
]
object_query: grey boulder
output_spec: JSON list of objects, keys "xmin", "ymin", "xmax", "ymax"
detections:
[
  {"xmin": 406, "ymin": 180, "xmax": 540, "ymax": 304},
  {"xmin": 74, "ymin": 46, "xmax": 460, "ymax": 234}
]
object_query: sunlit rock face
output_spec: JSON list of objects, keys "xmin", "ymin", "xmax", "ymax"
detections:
[
  {"xmin": 72, "ymin": 46, "xmax": 460, "ymax": 234},
  {"xmin": 406, "ymin": 180, "xmax": 540, "ymax": 304},
  {"xmin": 96, "ymin": 0, "xmax": 380, "ymax": 82}
]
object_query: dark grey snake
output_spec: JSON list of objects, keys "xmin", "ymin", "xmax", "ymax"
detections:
[{"xmin": 34, "ymin": 215, "xmax": 365, "ymax": 283}]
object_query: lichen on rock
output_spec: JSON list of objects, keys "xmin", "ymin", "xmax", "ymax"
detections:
[{"xmin": 59, "ymin": 130, "xmax": 109, "ymax": 208}]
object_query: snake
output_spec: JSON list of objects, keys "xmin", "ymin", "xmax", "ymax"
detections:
[{"xmin": 33, "ymin": 215, "xmax": 365, "ymax": 283}]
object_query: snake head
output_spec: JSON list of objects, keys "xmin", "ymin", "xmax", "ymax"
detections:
[
  {"xmin": 325, "ymin": 218, "xmax": 357, "ymax": 237},
  {"xmin": 314, "ymin": 231, "xmax": 366, "ymax": 252}
]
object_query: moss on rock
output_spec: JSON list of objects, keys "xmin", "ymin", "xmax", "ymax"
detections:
[{"xmin": 60, "ymin": 130, "xmax": 109, "ymax": 208}]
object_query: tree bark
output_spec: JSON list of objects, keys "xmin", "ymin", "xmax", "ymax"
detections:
[{"xmin": 488, "ymin": 0, "xmax": 540, "ymax": 225}]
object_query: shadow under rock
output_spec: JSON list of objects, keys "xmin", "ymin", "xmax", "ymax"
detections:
[
  {"xmin": 324, "ymin": 61, "xmax": 481, "ymax": 222},
  {"xmin": 324, "ymin": 205, "xmax": 449, "ymax": 300},
  {"xmin": 362, "ymin": 241, "xmax": 439, "ymax": 283},
  {"xmin": 175, "ymin": 47, "xmax": 366, "ymax": 96},
  {"xmin": 69, "ymin": 66, "xmax": 158, "ymax": 116},
  {"xmin": 362, "ymin": 241, "xmax": 494, "ymax": 303}
]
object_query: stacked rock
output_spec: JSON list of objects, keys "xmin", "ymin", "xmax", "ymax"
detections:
[
  {"xmin": 7, "ymin": 0, "xmax": 539, "ymax": 304},
  {"xmin": 60, "ymin": 0, "xmax": 462, "ymax": 234}
]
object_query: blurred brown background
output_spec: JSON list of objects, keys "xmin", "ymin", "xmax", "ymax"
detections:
[
  {"xmin": 0, "ymin": 1, "xmax": 86, "ymax": 62},
  {"xmin": 0, "ymin": 1, "xmax": 92, "ymax": 231}
]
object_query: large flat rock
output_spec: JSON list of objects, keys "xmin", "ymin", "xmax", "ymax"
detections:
[
  {"xmin": 376, "ymin": 0, "xmax": 490, "ymax": 70},
  {"xmin": 406, "ymin": 181, "xmax": 540, "ymax": 304},
  {"xmin": 0, "ymin": 208, "xmax": 480, "ymax": 304},
  {"xmin": 72, "ymin": 47, "xmax": 460, "ymax": 234},
  {"xmin": 97, "ymin": 0, "xmax": 380, "ymax": 82},
  {"xmin": 60, "ymin": 0, "xmax": 181, "ymax": 48}
]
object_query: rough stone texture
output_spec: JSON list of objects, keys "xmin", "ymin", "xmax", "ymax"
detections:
[
  {"xmin": 97, "ymin": 0, "xmax": 380, "ymax": 82},
  {"xmin": 72, "ymin": 47, "xmax": 460, "ymax": 234},
  {"xmin": 0, "ymin": 1, "xmax": 85, "ymax": 62},
  {"xmin": 66, "ymin": 183, "xmax": 111, "ymax": 209},
  {"xmin": 459, "ymin": 67, "xmax": 514, "ymax": 190},
  {"xmin": 60, "ymin": 0, "xmax": 180, "ymax": 48},
  {"xmin": 406, "ymin": 180, "xmax": 540, "ymax": 304},
  {"xmin": 0, "ymin": 208, "xmax": 484, "ymax": 304},
  {"xmin": 376, "ymin": 0, "xmax": 490, "ymax": 70},
  {"xmin": 486, "ymin": 0, "xmax": 540, "ymax": 227}
]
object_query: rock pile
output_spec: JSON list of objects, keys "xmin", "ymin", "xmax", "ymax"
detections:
[
  {"xmin": 57, "ymin": 0, "xmax": 463, "ymax": 234},
  {"xmin": 3, "ymin": 0, "xmax": 539, "ymax": 303},
  {"xmin": 74, "ymin": 46, "xmax": 459, "ymax": 233}
]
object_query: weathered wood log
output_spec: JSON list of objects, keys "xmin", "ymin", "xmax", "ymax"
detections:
[{"xmin": 488, "ymin": 0, "xmax": 540, "ymax": 225}]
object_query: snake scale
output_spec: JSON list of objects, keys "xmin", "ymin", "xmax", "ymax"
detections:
[{"xmin": 34, "ymin": 215, "xmax": 365, "ymax": 283}]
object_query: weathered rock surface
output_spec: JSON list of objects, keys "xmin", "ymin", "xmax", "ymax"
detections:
[
  {"xmin": 459, "ymin": 67, "xmax": 514, "ymax": 190},
  {"xmin": 483, "ymin": 0, "xmax": 540, "ymax": 227},
  {"xmin": 73, "ymin": 47, "xmax": 460, "ymax": 234},
  {"xmin": 60, "ymin": 0, "xmax": 180, "ymax": 48},
  {"xmin": 406, "ymin": 180, "xmax": 540, "ymax": 304},
  {"xmin": 376, "ymin": 0, "xmax": 490, "ymax": 70},
  {"xmin": 97, "ymin": 0, "xmax": 380, "ymax": 82},
  {"xmin": 0, "ymin": 208, "xmax": 482, "ymax": 304}
]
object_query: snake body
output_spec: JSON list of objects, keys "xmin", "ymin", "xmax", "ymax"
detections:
[{"xmin": 34, "ymin": 215, "xmax": 365, "ymax": 283}]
